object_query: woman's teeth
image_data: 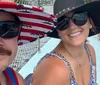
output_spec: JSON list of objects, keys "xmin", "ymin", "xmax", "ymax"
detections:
[{"xmin": 69, "ymin": 32, "xmax": 81, "ymax": 37}]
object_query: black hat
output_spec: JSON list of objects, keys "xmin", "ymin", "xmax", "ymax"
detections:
[{"xmin": 47, "ymin": 0, "xmax": 100, "ymax": 38}]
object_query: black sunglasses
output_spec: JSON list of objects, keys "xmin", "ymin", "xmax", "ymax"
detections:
[
  {"xmin": 56, "ymin": 11, "xmax": 88, "ymax": 31},
  {"xmin": 0, "ymin": 21, "xmax": 21, "ymax": 38}
]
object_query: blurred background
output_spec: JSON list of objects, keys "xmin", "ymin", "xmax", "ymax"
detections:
[{"xmin": 0, "ymin": 0, "xmax": 99, "ymax": 84}]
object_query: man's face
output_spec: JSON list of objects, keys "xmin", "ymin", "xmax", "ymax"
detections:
[{"xmin": 0, "ymin": 11, "xmax": 18, "ymax": 72}]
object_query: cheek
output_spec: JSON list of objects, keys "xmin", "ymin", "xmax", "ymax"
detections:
[
  {"xmin": 85, "ymin": 19, "xmax": 92, "ymax": 29},
  {"xmin": 11, "ymin": 44, "xmax": 18, "ymax": 58},
  {"xmin": 11, "ymin": 39, "xmax": 18, "ymax": 58},
  {"xmin": 57, "ymin": 30, "xmax": 68, "ymax": 38},
  {"xmin": 81, "ymin": 20, "xmax": 91, "ymax": 31},
  {"xmin": 8, "ymin": 40, "xmax": 18, "ymax": 67},
  {"xmin": 0, "ymin": 38, "xmax": 18, "ymax": 69},
  {"xmin": 7, "ymin": 37, "xmax": 18, "ymax": 59},
  {"xmin": 80, "ymin": 23, "xmax": 90, "ymax": 38}
]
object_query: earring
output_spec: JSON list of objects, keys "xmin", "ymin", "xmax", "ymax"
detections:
[{"xmin": 90, "ymin": 25, "xmax": 92, "ymax": 29}]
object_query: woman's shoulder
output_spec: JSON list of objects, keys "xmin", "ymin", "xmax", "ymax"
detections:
[
  {"xmin": 35, "ymin": 55, "xmax": 70, "ymax": 76},
  {"xmin": 32, "ymin": 55, "xmax": 70, "ymax": 85}
]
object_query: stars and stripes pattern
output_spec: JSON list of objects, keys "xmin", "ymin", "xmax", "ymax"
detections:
[{"xmin": 0, "ymin": 2, "xmax": 56, "ymax": 45}]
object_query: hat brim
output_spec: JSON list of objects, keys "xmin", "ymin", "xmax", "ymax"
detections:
[
  {"xmin": 0, "ymin": 2, "xmax": 56, "ymax": 45},
  {"xmin": 47, "ymin": 1, "xmax": 100, "ymax": 38}
]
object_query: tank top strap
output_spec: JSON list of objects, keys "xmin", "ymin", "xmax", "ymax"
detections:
[
  {"xmin": 84, "ymin": 44, "xmax": 93, "ymax": 66},
  {"xmin": 3, "ymin": 67, "xmax": 19, "ymax": 85}
]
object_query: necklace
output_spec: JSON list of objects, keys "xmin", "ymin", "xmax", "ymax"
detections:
[{"xmin": 65, "ymin": 48, "xmax": 82, "ymax": 67}]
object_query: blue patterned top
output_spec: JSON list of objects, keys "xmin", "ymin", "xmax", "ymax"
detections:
[{"xmin": 39, "ymin": 44, "xmax": 96, "ymax": 85}]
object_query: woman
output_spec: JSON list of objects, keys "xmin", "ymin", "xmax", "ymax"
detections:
[{"xmin": 32, "ymin": 0, "xmax": 100, "ymax": 85}]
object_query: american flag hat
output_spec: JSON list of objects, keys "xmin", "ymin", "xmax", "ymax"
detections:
[{"xmin": 0, "ymin": 1, "xmax": 56, "ymax": 45}]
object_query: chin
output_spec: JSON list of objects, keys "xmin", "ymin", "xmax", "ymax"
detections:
[{"xmin": 70, "ymin": 39, "xmax": 85, "ymax": 47}]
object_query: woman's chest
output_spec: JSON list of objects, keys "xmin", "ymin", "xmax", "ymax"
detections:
[{"xmin": 71, "ymin": 62, "xmax": 92, "ymax": 85}]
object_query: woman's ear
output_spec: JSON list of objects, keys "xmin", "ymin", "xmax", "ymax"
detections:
[
  {"xmin": 89, "ymin": 17, "xmax": 95, "ymax": 29},
  {"xmin": 90, "ymin": 25, "xmax": 92, "ymax": 29}
]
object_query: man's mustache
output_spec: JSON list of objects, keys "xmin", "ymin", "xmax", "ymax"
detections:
[{"xmin": 0, "ymin": 47, "xmax": 12, "ymax": 56}]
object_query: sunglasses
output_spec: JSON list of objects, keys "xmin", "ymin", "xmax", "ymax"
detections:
[
  {"xmin": 0, "ymin": 21, "xmax": 21, "ymax": 38},
  {"xmin": 57, "ymin": 11, "xmax": 88, "ymax": 31}
]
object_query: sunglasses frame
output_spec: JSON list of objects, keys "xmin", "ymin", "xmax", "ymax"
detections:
[
  {"xmin": 0, "ymin": 21, "xmax": 21, "ymax": 38},
  {"xmin": 57, "ymin": 11, "xmax": 88, "ymax": 31}
]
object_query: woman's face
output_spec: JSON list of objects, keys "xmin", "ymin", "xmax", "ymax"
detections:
[
  {"xmin": 0, "ymin": 11, "xmax": 18, "ymax": 72},
  {"xmin": 57, "ymin": 11, "xmax": 92, "ymax": 46}
]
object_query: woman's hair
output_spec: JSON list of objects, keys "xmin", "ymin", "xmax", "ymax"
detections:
[{"xmin": 89, "ymin": 17, "xmax": 99, "ymax": 36}]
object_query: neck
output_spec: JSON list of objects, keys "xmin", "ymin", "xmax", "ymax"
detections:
[
  {"xmin": 0, "ymin": 71, "xmax": 7, "ymax": 85},
  {"xmin": 0, "ymin": 72, "xmax": 3, "ymax": 84},
  {"xmin": 60, "ymin": 41, "xmax": 86, "ymax": 59}
]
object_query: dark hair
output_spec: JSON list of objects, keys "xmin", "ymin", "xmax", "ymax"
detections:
[{"xmin": 88, "ymin": 17, "xmax": 99, "ymax": 36}]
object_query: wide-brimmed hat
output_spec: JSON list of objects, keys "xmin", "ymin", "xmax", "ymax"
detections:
[
  {"xmin": 0, "ymin": 2, "xmax": 56, "ymax": 45},
  {"xmin": 47, "ymin": 0, "xmax": 100, "ymax": 38}
]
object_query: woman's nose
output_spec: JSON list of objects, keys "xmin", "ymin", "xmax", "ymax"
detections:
[{"xmin": 68, "ymin": 19, "xmax": 77, "ymax": 30}]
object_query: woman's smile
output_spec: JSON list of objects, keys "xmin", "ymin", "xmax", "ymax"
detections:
[{"xmin": 68, "ymin": 31, "xmax": 82, "ymax": 37}]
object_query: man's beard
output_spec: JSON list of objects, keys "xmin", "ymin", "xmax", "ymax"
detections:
[{"xmin": 0, "ymin": 47, "xmax": 12, "ymax": 72}]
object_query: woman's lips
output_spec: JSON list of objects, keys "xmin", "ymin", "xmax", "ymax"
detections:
[{"xmin": 69, "ymin": 31, "xmax": 82, "ymax": 37}]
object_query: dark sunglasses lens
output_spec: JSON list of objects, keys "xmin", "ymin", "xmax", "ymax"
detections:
[
  {"xmin": 0, "ymin": 25, "xmax": 8, "ymax": 35},
  {"xmin": 57, "ymin": 16, "xmax": 69, "ymax": 31},
  {"xmin": 72, "ymin": 12, "xmax": 88, "ymax": 26},
  {"xmin": 0, "ymin": 21, "xmax": 20, "ymax": 38},
  {"xmin": 1, "ymin": 30, "xmax": 19, "ymax": 38}
]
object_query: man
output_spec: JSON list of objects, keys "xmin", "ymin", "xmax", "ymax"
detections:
[
  {"xmin": 0, "ymin": 8, "xmax": 25, "ymax": 85},
  {"xmin": 0, "ymin": 1, "xmax": 55, "ymax": 85}
]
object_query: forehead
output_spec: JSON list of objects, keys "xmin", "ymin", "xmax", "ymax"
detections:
[{"xmin": 0, "ymin": 11, "xmax": 15, "ymax": 21}]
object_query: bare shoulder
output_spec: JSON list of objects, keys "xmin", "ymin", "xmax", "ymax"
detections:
[
  {"xmin": 14, "ymin": 71, "xmax": 25, "ymax": 85},
  {"xmin": 32, "ymin": 56, "xmax": 70, "ymax": 85},
  {"xmin": 86, "ymin": 43, "xmax": 96, "ymax": 66}
]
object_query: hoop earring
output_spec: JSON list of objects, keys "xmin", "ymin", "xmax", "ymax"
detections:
[{"xmin": 90, "ymin": 25, "xmax": 92, "ymax": 29}]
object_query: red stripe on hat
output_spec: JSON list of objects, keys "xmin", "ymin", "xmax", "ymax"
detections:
[
  {"xmin": 13, "ymin": 13, "xmax": 54, "ymax": 22},
  {"xmin": 32, "ymin": 6, "xmax": 43, "ymax": 12},
  {"xmin": 19, "ymin": 36, "xmax": 36, "ymax": 41},
  {"xmin": 21, "ymin": 29, "xmax": 45, "ymax": 35},
  {"xmin": 22, "ymin": 21, "xmax": 54, "ymax": 29},
  {"xmin": 0, "ymin": 2, "xmax": 19, "ymax": 9},
  {"xmin": 50, "ymin": 14, "xmax": 56, "ymax": 18},
  {"xmin": 0, "ymin": 2, "xmax": 43, "ymax": 12}
]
